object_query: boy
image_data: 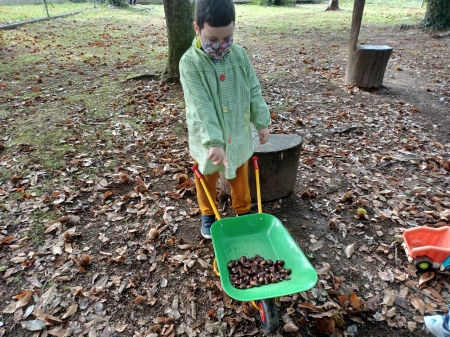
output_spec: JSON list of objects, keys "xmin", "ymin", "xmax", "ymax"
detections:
[{"xmin": 179, "ymin": 0, "xmax": 271, "ymax": 239}]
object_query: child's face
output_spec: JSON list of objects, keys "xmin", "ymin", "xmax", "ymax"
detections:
[{"xmin": 194, "ymin": 22, "xmax": 234, "ymax": 45}]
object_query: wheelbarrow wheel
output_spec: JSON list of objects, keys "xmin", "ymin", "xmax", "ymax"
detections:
[
  {"xmin": 256, "ymin": 299, "xmax": 279, "ymax": 333},
  {"xmin": 414, "ymin": 256, "xmax": 433, "ymax": 272}
]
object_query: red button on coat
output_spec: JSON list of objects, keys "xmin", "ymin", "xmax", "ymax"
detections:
[{"xmin": 220, "ymin": 74, "xmax": 226, "ymax": 81}]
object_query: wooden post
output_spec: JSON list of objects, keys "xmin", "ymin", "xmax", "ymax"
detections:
[
  {"xmin": 344, "ymin": 0, "xmax": 393, "ymax": 89},
  {"xmin": 348, "ymin": 0, "xmax": 365, "ymax": 54},
  {"xmin": 43, "ymin": 0, "xmax": 50, "ymax": 18}
]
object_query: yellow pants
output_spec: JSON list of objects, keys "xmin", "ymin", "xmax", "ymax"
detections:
[{"xmin": 195, "ymin": 161, "xmax": 250, "ymax": 216}]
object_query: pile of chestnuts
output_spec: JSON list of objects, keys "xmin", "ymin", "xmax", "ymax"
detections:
[{"xmin": 228, "ymin": 254, "xmax": 291, "ymax": 289}]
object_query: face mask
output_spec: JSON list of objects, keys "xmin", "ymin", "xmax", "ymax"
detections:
[{"xmin": 200, "ymin": 37, "xmax": 233, "ymax": 61}]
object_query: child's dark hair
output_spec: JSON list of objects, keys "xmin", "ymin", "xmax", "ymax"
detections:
[{"xmin": 195, "ymin": 0, "xmax": 235, "ymax": 30}]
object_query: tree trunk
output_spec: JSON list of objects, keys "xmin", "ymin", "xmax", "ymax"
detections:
[
  {"xmin": 344, "ymin": 0, "xmax": 393, "ymax": 89},
  {"xmin": 163, "ymin": 0, "xmax": 195, "ymax": 80},
  {"xmin": 424, "ymin": 0, "xmax": 450, "ymax": 30},
  {"xmin": 325, "ymin": 0, "xmax": 339, "ymax": 11}
]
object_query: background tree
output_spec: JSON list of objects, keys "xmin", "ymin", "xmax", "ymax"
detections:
[
  {"xmin": 163, "ymin": 0, "xmax": 195, "ymax": 80},
  {"xmin": 423, "ymin": 0, "xmax": 450, "ymax": 29},
  {"xmin": 325, "ymin": 0, "xmax": 339, "ymax": 11}
]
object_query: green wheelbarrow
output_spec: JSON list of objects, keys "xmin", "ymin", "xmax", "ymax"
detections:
[{"xmin": 193, "ymin": 157, "xmax": 318, "ymax": 333}]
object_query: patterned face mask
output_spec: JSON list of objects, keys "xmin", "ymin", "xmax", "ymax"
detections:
[{"xmin": 200, "ymin": 38, "xmax": 233, "ymax": 61}]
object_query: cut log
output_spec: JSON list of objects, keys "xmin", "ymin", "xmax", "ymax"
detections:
[
  {"xmin": 219, "ymin": 129, "xmax": 302, "ymax": 202},
  {"xmin": 345, "ymin": 45, "xmax": 393, "ymax": 89}
]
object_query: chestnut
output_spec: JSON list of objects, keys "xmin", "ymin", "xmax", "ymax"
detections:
[
  {"xmin": 276, "ymin": 259, "xmax": 284, "ymax": 266},
  {"xmin": 239, "ymin": 256, "xmax": 247, "ymax": 265},
  {"xmin": 242, "ymin": 262, "xmax": 251, "ymax": 268},
  {"xmin": 228, "ymin": 255, "xmax": 292, "ymax": 289}
]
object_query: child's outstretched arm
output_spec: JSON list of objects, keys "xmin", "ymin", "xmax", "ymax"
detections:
[{"xmin": 242, "ymin": 51, "xmax": 271, "ymax": 139}]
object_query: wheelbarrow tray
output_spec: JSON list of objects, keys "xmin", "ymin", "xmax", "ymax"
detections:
[{"xmin": 211, "ymin": 213, "xmax": 318, "ymax": 302}]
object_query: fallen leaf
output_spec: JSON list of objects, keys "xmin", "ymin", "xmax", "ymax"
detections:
[
  {"xmin": 40, "ymin": 283, "xmax": 57, "ymax": 306},
  {"xmin": 379, "ymin": 269, "xmax": 394, "ymax": 282},
  {"xmin": 61, "ymin": 303, "xmax": 77, "ymax": 319},
  {"xmin": 114, "ymin": 323, "xmax": 128, "ymax": 332},
  {"xmin": 283, "ymin": 322, "xmax": 299, "ymax": 332},
  {"xmin": 21, "ymin": 319, "xmax": 45, "ymax": 331},
  {"xmin": 407, "ymin": 321, "xmax": 417, "ymax": 332},
  {"xmin": 382, "ymin": 290, "xmax": 395, "ymax": 306},
  {"xmin": 2, "ymin": 302, "xmax": 16, "ymax": 314},
  {"xmin": 349, "ymin": 292, "xmax": 361, "ymax": 310},
  {"xmin": 197, "ymin": 258, "xmax": 210, "ymax": 269},
  {"xmin": 98, "ymin": 233, "xmax": 109, "ymax": 243},
  {"xmin": 418, "ymin": 271, "xmax": 435, "ymax": 286},
  {"xmin": 47, "ymin": 327, "xmax": 72, "ymax": 337},
  {"xmin": 409, "ymin": 295, "xmax": 425, "ymax": 315},
  {"xmin": 16, "ymin": 291, "xmax": 33, "ymax": 308},
  {"xmin": 345, "ymin": 243, "xmax": 356, "ymax": 258},
  {"xmin": 386, "ymin": 307, "xmax": 396, "ymax": 317},
  {"xmin": 103, "ymin": 190, "xmax": 112, "ymax": 200}
]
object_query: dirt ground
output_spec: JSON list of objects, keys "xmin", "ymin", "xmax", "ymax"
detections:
[{"xmin": 1, "ymin": 5, "xmax": 450, "ymax": 337}]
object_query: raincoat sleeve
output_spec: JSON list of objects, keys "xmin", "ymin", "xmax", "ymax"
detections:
[
  {"xmin": 243, "ymin": 51, "xmax": 271, "ymax": 131},
  {"xmin": 180, "ymin": 55, "xmax": 224, "ymax": 150}
]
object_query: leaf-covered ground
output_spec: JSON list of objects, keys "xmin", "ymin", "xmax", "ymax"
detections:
[{"xmin": 1, "ymin": 2, "xmax": 449, "ymax": 337}]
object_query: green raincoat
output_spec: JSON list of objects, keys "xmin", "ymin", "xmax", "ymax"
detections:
[{"xmin": 180, "ymin": 37, "xmax": 270, "ymax": 179}]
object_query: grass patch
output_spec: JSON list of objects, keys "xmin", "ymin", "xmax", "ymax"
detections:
[
  {"xmin": 236, "ymin": 0, "xmax": 424, "ymax": 33},
  {"xmin": 32, "ymin": 223, "xmax": 46, "ymax": 245},
  {"xmin": 0, "ymin": 2, "xmax": 90, "ymax": 24}
]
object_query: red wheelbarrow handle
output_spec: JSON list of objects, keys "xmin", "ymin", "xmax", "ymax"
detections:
[
  {"xmin": 192, "ymin": 157, "xmax": 263, "ymax": 217},
  {"xmin": 192, "ymin": 165, "xmax": 221, "ymax": 220}
]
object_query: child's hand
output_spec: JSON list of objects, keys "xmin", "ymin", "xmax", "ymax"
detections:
[
  {"xmin": 208, "ymin": 147, "xmax": 230, "ymax": 168},
  {"xmin": 258, "ymin": 127, "xmax": 270, "ymax": 145}
]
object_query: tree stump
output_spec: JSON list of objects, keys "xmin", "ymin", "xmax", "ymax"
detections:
[
  {"xmin": 325, "ymin": 0, "xmax": 340, "ymax": 11},
  {"xmin": 345, "ymin": 45, "xmax": 393, "ymax": 89},
  {"xmin": 219, "ymin": 130, "xmax": 303, "ymax": 202}
]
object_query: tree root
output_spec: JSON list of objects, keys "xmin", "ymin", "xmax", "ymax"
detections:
[
  {"xmin": 122, "ymin": 74, "xmax": 160, "ymax": 82},
  {"xmin": 432, "ymin": 31, "xmax": 450, "ymax": 38}
]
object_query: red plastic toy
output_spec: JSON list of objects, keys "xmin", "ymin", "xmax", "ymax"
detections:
[{"xmin": 402, "ymin": 226, "xmax": 450, "ymax": 272}]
